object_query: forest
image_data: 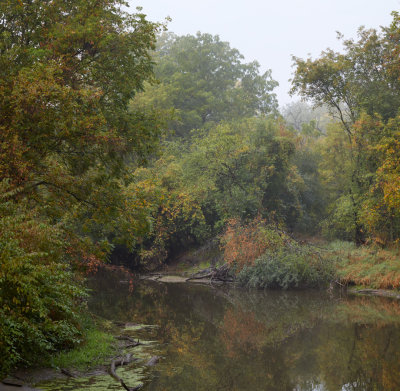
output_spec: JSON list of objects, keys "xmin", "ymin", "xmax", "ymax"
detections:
[{"xmin": 1, "ymin": 0, "xmax": 400, "ymax": 380}]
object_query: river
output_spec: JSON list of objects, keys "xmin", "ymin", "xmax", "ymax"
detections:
[{"xmin": 38, "ymin": 268, "xmax": 400, "ymax": 391}]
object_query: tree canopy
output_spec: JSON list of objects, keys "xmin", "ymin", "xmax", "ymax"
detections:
[
  {"xmin": 133, "ymin": 32, "xmax": 278, "ymax": 138},
  {"xmin": 0, "ymin": 0, "xmax": 164, "ymax": 375}
]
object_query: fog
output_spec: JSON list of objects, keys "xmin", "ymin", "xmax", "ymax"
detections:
[{"xmin": 129, "ymin": 0, "xmax": 400, "ymax": 105}]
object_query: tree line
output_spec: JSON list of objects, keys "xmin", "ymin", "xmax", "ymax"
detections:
[{"xmin": 1, "ymin": 0, "xmax": 400, "ymax": 375}]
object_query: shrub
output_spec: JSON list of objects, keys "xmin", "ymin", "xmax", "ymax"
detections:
[
  {"xmin": 221, "ymin": 217, "xmax": 290, "ymax": 271},
  {"xmin": 0, "ymin": 200, "xmax": 87, "ymax": 377},
  {"xmin": 237, "ymin": 245, "xmax": 337, "ymax": 290}
]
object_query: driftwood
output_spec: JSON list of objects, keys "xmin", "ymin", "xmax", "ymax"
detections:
[
  {"xmin": 115, "ymin": 336, "xmax": 141, "ymax": 349},
  {"xmin": 187, "ymin": 263, "xmax": 234, "ymax": 283},
  {"xmin": 187, "ymin": 272, "xmax": 214, "ymax": 281},
  {"xmin": 109, "ymin": 353, "xmax": 142, "ymax": 391},
  {"xmin": 125, "ymin": 341, "xmax": 141, "ymax": 348},
  {"xmin": 1, "ymin": 378, "xmax": 24, "ymax": 386}
]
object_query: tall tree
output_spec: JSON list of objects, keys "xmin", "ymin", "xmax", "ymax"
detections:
[
  {"xmin": 133, "ymin": 32, "xmax": 278, "ymax": 138},
  {"xmin": 290, "ymin": 16, "xmax": 400, "ymax": 243},
  {"xmin": 0, "ymin": 0, "xmax": 164, "ymax": 374},
  {"xmin": 0, "ymin": 0, "xmax": 164, "ymax": 243}
]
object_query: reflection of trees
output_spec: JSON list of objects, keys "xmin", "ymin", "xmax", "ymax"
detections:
[
  {"xmin": 317, "ymin": 322, "xmax": 400, "ymax": 391},
  {"xmin": 88, "ymin": 271, "xmax": 400, "ymax": 391},
  {"xmin": 221, "ymin": 308, "xmax": 266, "ymax": 358}
]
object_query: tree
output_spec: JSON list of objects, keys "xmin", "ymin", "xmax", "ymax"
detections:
[
  {"xmin": 281, "ymin": 101, "xmax": 334, "ymax": 136},
  {"xmin": 290, "ymin": 15, "xmax": 400, "ymax": 243},
  {"xmin": 291, "ymin": 26, "xmax": 400, "ymax": 138},
  {"xmin": 134, "ymin": 32, "xmax": 278, "ymax": 138},
  {"xmin": 0, "ymin": 0, "xmax": 162, "ymax": 201},
  {"xmin": 0, "ymin": 0, "xmax": 164, "ymax": 373}
]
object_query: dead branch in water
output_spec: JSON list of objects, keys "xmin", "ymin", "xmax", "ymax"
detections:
[
  {"xmin": 186, "ymin": 263, "xmax": 234, "ymax": 283},
  {"xmin": 109, "ymin": 354, "xmax": 142, "ymax": 391}
]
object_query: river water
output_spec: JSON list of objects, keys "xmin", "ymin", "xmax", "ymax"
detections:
[{"xmin": 40, "ymin": 268, "xmax": 400, "ymax": 391}]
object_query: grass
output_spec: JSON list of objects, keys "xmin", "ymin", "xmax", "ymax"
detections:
[
  {"xmin": 44, "ymin": 328, "xmax": 117, "ymax": 371},
  {"xmin": 327, "ymin": 241, "xmax": 400, "ymax": 290}
]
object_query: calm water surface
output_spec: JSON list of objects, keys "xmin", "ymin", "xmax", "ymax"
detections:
[
  {"xmin": 43, "ymin": 269, "xmax": 400, "ymax": 391},
  {"xmin": 85, "ymin": 269, "xmax": 400, "ymax": 391}
]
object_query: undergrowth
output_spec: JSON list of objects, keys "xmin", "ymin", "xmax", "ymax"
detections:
[
  {"xmin": 222, "ymin": 217, "xmax": 338, "ymax": 290},
  {"xmin": 237, "ymin": 245, "xmax": 337, "ymax": 290}
]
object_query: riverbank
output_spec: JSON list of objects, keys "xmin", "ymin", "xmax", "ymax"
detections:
[
  {"xmin": 3, "ymin": 320, "xmax": 162, "ymax": 391},
  {"xmin": 154, "ymin": 238, "xmax": 400, "ymax": 295}
]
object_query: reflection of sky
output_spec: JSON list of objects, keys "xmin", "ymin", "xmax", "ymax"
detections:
[{"xmin": 127, "ymin": 0, "xmax": 399, "ymax": 105}]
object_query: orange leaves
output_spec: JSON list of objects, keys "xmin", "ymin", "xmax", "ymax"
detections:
[{"xmin": 221, "ymin": 216, "xmax": 286, "ymax": 272}]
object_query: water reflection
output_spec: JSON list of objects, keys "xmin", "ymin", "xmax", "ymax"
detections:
[{"xmin": 88, "ymin": 269, "xmax": 400, "ymax": 391}]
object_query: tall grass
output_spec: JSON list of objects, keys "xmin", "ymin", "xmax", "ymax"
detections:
[{"xmin": 330, "ymin": 241, "xmax": 400, "ymax": 289}]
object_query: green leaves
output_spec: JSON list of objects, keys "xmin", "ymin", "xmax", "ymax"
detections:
[
  {"xmin": 0, "ymin": 197, "xmax": 87, "ymax": 376},
  {"xmin": 0, "ymin": 0, "xmax": 165, "ymax": 373},
  {"xmin": 134, "ymin": 32, "xmax": 278, "ymax": 138}
]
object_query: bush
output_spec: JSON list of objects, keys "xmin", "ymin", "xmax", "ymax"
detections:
[
  {"xmin": 0, "ymin": 200, "xmax": 87, "ymax": 377},
  {"xmin": 237, "ymin": 245, "xmax": 337, "ymax": 290},
  {"xmin": 221, "ymin": 217, "xmax": 290, "ymax": 271}
]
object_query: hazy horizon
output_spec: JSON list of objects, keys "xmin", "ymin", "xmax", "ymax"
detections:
[{"xmin": 129, "ymin": 0, "xmax": 400, "ymax": 106}]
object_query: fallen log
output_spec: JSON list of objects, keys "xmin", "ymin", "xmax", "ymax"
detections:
[
  {"xmin": 187, "ymin": 264, "xmax": 234, "ymax": 283},
  {"xmin": 115, "ymin": 335, "xmax": 140, "ymax": 343},
  {"xmin": 186, "ymin": 272, "xmax": 214, "ymax": 281},
  {"xmin": 115, "ymin": 336, "xmax": 142, "ymax": 349},
  {"xmin": 125, "ymin": 341, "xmax": 141, "ymax": 348},
  {"xmin": 109, "ymin": 354, "xmax": 142, "ymax": 391},
  {"xmin": 1, "ymin": 378, "xmax": 25, "ymax": 386}
]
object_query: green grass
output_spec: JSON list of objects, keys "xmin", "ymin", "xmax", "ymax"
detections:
[{"xmin": 45, "ymin": 328, "xmax": 116, "ymax": 371}]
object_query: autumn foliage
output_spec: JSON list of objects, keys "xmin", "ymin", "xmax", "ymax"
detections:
[{"xmin": 221, "ymin": 217, "xmax": 288, "ymax": 271}]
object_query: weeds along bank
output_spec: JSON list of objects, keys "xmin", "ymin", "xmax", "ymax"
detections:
[
  {"xmin": 328, "ymin": 241, "xmax": 400, "ymax": 290},
  {"xmin": 220, "ymin": 217, "xmax": 336, "ymax": 290},
  {"xmin": 219, "ymin": 217, "xmax": 400, "ymax": 291}
]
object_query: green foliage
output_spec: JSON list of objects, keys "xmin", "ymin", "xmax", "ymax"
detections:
[
  {"xmin": 45, "ymin": 328, "xmax": 116, "ymax": 371},
  {"xmin": 0, "ymin": 198, "xmax": 87, "ymax": 376},
  {"xmin": 237, "ymin": 245, "xmax": 337, "ymax": 290},
  {"xmin": 290, "ymin": 12, "xmax": 400, "ymax": 244},
  {"xmin": 134, "ymin": 32, "xmax": 278, "ymax": 138},
  {"xmin": 129, "ymin": 116, "xmax": 310, "ymax": 268},
  {"xmin": 181, "ymin": 118, "xmax": 302, "ymax": 228},
  {"xmin": 356, "ymin": 115, "xmax": 400, "ymax": 243},
  {"xmin": 291, "ymin": 25, "xmax": 400, "ymax": 128},
  {"xmin": 0, "ymin": 0, "xmax": 165, "ymax": 250},
  {"xmin": 0, "ymin": 0, "xmax": 164, "ymax": 376}
]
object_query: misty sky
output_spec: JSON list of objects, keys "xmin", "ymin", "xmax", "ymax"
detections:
[{"xmin": 128, "ymin": 0, "xmax": 400, "ymax": 106}]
